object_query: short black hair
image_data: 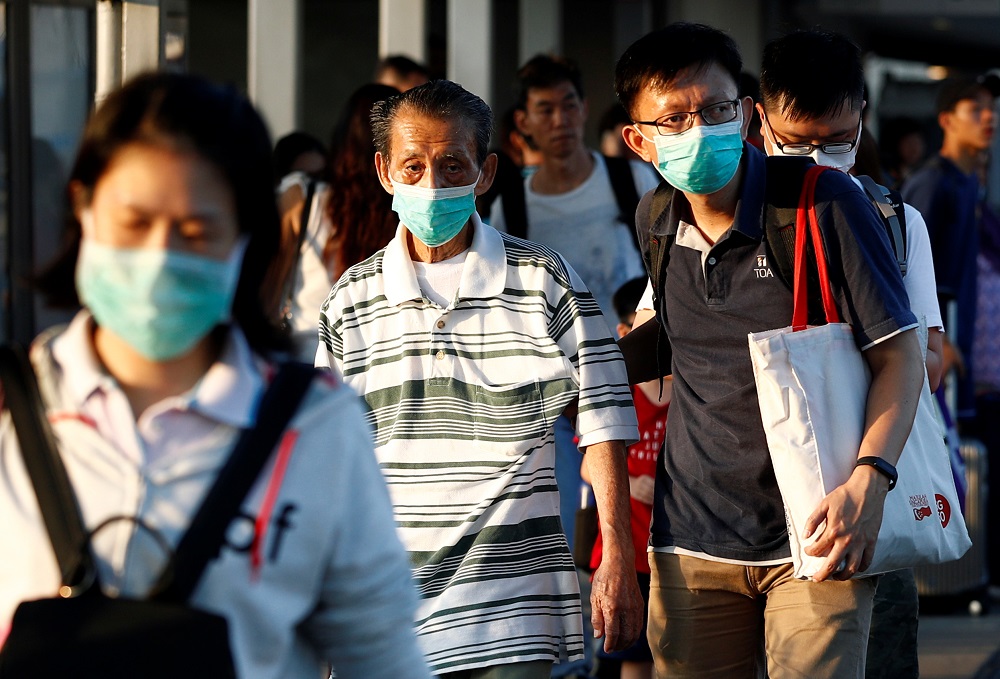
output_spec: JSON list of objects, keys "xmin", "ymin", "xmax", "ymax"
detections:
[
  {"xmin": 272, "ymin": 131, "xmax": 326, "ymax": 184},
  {"xmin": 374, "ymin": 54, "xmax": 429, "ymax": 81},
  {"xmin": 615, "ymin": 23, "xmax": 742, "ymax": 119},
  {"xmin": 613, "ymin": 277, "xmax": 648, "ymax": 324},
  {"xmin": 598, "ymin": 103, "xmax": 632, "ymax": 136},
  {"xmin": 370, "ymin": 79, "xmax": 493, "ymax": 165},
  {"xmin": 515, "ymin": 54, "xmax": 585, "ymax": 110},
  {"xmin": 935, "ymin": 76, "xmax": 998, "ymax": 114},
  {"xmin": 760, "ymin": 30, "xmax": 864, "ymax": 121}
]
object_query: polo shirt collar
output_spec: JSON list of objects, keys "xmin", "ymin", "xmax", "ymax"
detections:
[
  {"xmin": 51, "ymin": 310, "xmax": 263, "ymax": 429},
  {"xmin": 382, "ymin": 212, "xmax": 506, "ymax": 306}
]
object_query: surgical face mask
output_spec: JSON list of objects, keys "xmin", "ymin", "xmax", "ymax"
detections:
[
  {"xmin": 643, "ymin": 116, "xmax": 744, "ymax": 194},
  {"xmin": 75, "ymin": 214, "xmax": 247, "ymax": 361},
  {"xmin": 390, "ymin": 175, "xmax": 480, "ymax": 248}
]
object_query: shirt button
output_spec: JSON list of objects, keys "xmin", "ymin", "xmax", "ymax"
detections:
[
  {"xmin": 435, "ymin": 350, "xmax": 445, "ymax": 360},
  {"xmin": 436, "ymin": 320, "xmax": 445, "ymax": 329},
  {"xmin": 708, "ymin": 256, "xmax": 717, "ymax": 265}
]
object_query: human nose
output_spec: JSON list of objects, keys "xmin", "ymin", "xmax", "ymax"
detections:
[{"xmin": 416, "ymin": 167, "xmax": 451, "ymax": 189}]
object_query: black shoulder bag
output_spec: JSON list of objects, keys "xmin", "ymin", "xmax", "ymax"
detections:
[{"xmin": 0, "ymin": 344, "xmax": 315, "ymax": 679}]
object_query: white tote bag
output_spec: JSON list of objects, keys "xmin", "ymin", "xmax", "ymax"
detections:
[{"xmin": 747, "ymin": 165, "xmax": 971, "ymax": 580}]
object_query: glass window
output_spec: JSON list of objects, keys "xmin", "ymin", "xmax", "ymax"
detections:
[{"xmin": 30, "ymin": 3, "xmax": 92, "ymax": 333}]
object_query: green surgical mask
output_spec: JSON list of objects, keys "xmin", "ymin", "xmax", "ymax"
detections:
[
  {"xmin": 390, "ymin": 176, "xmax": 480, "ymax": 248},
  {"xmin": 75, "ymin": 230, "xmax": 246, "ymax": 361},
  {"xmin": 649, "ymin": 117, "xmax": 744, "ymax": 194}
]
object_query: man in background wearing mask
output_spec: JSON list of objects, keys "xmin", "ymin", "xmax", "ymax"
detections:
[
  {"xmin": 316, "ymin": 80, "xmax": 643, "ymax": 679},
  {"xmin": 758, "ymin": 29, "xmax": 944, "ymax": 679},
  {"xmin": 615, "ymin": 23, "xmax": 924, "ymax": 678}
]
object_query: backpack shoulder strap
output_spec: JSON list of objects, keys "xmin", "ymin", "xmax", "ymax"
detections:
[
  {"xmin": 604, "ymin": 155, "xmax": 643, "ymax": 253},
  {"xmin": 855, "ymin": 174, "xmax": 908, "ymax": 276},
  {"xmin": 152, "ymin": 361, "xmax": 318, "ymax": 603},
  {"xmin": 0, "ymin": 343, "xmax": 96, "ymax": 593},
  {"xmin": 501, "ymin": 174, "xmax": 529, "ymax": 239}
]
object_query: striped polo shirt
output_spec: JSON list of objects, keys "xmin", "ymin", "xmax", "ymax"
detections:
[{"xmin": 317, "ymin": 215, "xmax": 638, "ymax": 674}]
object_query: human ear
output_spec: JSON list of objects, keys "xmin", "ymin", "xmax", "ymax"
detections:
[
  {"xmin": 474, "ymin": 153, "xmax": 498, "ymax": 196},
  {"xmin": 375, "ymin": 152, "xmax": 394, "ymax": 194},
  {"xmin": 622, "ymin": 125, "xmax": 654, "ymax": 164},
  {"xmin": 739, "ymin": 96, "xmax": 754, "ymax": 139}
]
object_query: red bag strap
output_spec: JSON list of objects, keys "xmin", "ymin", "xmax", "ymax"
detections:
[{"xmin": 792, "ymin": 165, "xmax": 840, "ymax": 331}]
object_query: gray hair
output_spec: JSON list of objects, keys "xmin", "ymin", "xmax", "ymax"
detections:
[{"xmin": 370, "ymin": 79, "xmax": 493, "ymax": 165}]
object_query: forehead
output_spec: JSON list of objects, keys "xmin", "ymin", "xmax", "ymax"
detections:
[
  {"xmin": 388, "ymin": 108, "xmax": 477, "ymax": 159},
  {"xmin": 633, "ymin": 62, "xmax": 737, "ymax": 119},
  {"xmin": 952, "ymin": 90, "xmax": 996, "ymax": 110},
  {"xmin": 525, "ymin": 80, "xmax": 581, "ymax": 106},
  {"xmin": 766, "ymin": 103, "xmax": 860, "ymax": 139}
]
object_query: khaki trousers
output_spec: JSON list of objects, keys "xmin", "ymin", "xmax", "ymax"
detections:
[{"xmin": 648, "ymin": 552, "xmax": 877, "ymax": 679}]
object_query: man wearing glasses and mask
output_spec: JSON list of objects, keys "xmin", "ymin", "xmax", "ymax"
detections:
[
  {"xmin": 757, "ymin": 29, "xmax": 946, "ymax": 679},
  {"xmin": 615, "ymin": 23, "xmax": 924, "ymax": 678}
]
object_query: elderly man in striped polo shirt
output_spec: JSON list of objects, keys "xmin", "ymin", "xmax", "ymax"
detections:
[{"xmin": 316, "ymin": 79, "xmax": 642, "ymax": 679}]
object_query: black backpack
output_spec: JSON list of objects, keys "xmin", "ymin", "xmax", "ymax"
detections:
[{"xmin": 484, "ymin": 154, "xmax": 643, "ymax": 253}]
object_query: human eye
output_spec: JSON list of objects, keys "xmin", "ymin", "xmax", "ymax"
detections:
[{"xmin": 657, "ymin": 112, "xmax": 689, "ymax": 132}]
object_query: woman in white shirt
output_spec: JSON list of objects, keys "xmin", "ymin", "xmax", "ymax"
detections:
[{"xmin": 0, "ymin": 72, "xmax": 430, "ymax": 679}]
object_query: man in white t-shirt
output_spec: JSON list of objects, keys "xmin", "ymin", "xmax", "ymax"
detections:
[{"xmin": 488, "ymin": 55, "xmax": 660, "ymax": 325}]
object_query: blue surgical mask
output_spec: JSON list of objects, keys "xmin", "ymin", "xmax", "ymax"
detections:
[
  {"xmin": 75, "ymin": 223, "xmax": 246, "ymax": 361},
  {"xmin": 390, "ymin": 176, "xmax": 480, "ymax": 248},
  {"xmin": 644, "ymin": 117, "xmax": 744, "ymax": 194}
]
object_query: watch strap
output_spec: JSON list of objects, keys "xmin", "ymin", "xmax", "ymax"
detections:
[{"xmin": 855, "ymin": 456, "xmax": 897, "ymax": 491}]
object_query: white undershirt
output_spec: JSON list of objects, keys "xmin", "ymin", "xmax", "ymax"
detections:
[{"xmin": 412, "ymin": 251, "xmax": 469, "ymax": 308}]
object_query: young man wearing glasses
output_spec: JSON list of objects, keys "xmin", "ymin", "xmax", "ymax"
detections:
[
  {"xmin": 758, "ymin": 29, "xmax": 946, "ymax": 679},
  {"xmin": 615, "ymin": 23, "xmax": 924, "ymax": 678}
]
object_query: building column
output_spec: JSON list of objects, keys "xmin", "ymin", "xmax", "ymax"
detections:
[
  {"xmin": 448, "ymin": 0, "xmax": 492, "ymax": 104},
  {"xmin": 248, "ymin": 0, "xmax": 301, "ymax": 139},
  {"xmin": 379, "ymin": 0, "xmax": 426, "ymax": 61},
  {"xmin": 95, "ymin": 0, "xmax": 160, "ymax": 105},
  {"xmin": 519, "ymin": 0, "xmax": 560, "ymax": 65}
]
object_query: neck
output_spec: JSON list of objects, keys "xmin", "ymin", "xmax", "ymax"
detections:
[
  {"xmin": 93, "ymin": 324, "xmax": 219, "ymax": 419},
  {"xmin": 407, "ymin": 220, "xmax": 474, "ymax": 263},
  {"xmin": 940, "ymin": 139, "xmax": 982, "ymax": 175},
  {"xmin": 530, "ymin": 146, "xmax": 594, "ymax": 194},
  {"xmin": 681, "ymin": 165, "xmax": 743, "ymax": 244}
]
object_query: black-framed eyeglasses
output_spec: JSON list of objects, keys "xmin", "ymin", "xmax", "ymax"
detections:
[
  {"xmin": 761, "ymin": 109, "xmax": 862, "ymax": 155},
  {"xmin": 632, "ymin": 99, "xmax": 740, "ymax": 136}
]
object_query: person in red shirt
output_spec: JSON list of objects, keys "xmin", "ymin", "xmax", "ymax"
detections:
[{"xmin": 583, "ymin": 277, "xmax": 669, "ymax": 679}]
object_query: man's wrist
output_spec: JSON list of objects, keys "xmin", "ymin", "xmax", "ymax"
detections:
[{"xmin": 855, "ymin": 456, "xmax": 897, "ymax": 491}]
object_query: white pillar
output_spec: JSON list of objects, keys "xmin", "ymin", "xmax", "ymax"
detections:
[
  {"xmin": 379, "ymin": 0, "xmax": 426, "ymax": 62},
  {"xmin": 95, "ymin": 0, "xmax": 160, "ymax": 106},
  {"xmin": 248, "ymin": 0, "xmax": 300, "ymax": 140},
  {"xmin": 519, "ymin": 0, "xmax": 560, "ymax": 64},
  {"xmin": 95, "ymin": 0, "xmax": 123, "ymax": 106},
  {"xmin": 447, "ymin": 0, "xmax": 492, "ymax": 104}
]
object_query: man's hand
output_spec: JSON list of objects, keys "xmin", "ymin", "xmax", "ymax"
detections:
[
  {"xmin": 591, "ymin": 555, "xmax": 644, "ymax": 652},
  {"xmin": 584, "ymin": 440, "xmax": 646, "ymax": 652},
  {"xmin": 801, "ymin": 328, "xmax": 920, "ymax": 582},
  {"xmin": 803, "ymin": 464, "xmax": 890, "ymax": 581},
  {"xmin": 941, "ymin": 333, "xmax": 966, "ymax": 379},
  {"xmin": 629, "ymin": 474, "xmax": 655, "ymax": 505}
]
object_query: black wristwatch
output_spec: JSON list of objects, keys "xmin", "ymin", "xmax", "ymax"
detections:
[{"xmin": 855, "ymin": 456, "xmax": 897, "ymax": 491}]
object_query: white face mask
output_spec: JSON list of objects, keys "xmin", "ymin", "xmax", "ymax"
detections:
[{"xmin": 765, "ymin": 117, "xmax": 862, "ymax": 173}]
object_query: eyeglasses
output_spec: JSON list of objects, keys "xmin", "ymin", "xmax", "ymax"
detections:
[
  {"xmin": 761, "ymin": 110, "xmax": 862, "ymax": 155},
  {"xmin": 632, "ymin": 99, "xmax": 740, "ymax": 136}
]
